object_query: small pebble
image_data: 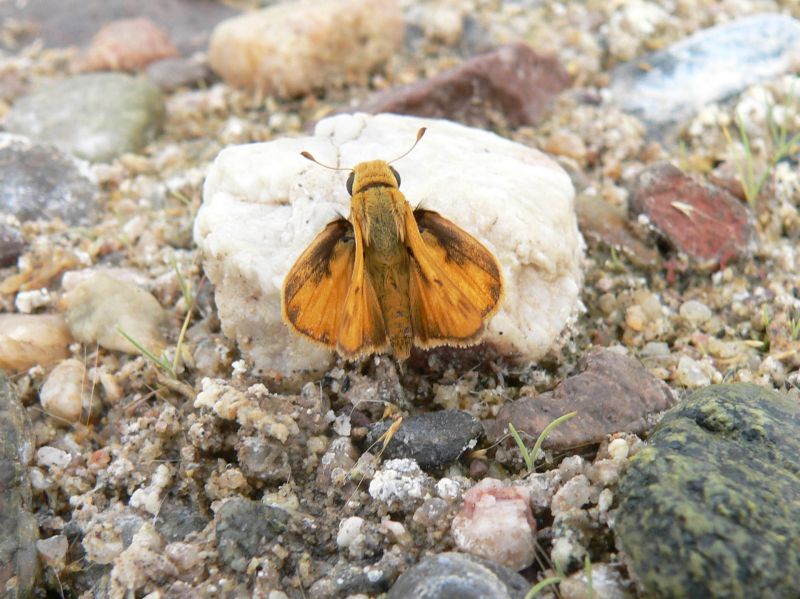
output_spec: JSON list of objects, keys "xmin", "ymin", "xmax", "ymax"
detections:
[
  {"xmin": 36, "ymin": 446, "xmax": 71, "ymax": 469},
  {"xmin": 365, "ymin": 410, "xmax": 483, "ymax": 471},
  {"xmin": 64, "ymin": 273, "xmax": 168, "ymax": 355},
  {"xmin": 676, "ymin": 355, "xmax": 711, "ymax": 387},
  {"xmin": 81, "ymin": 18, "xmax": 178, "ymax": 72},
  {"xmin": 451, "ymin": 478, "xmax": 536, "ymax": 570},
  {"xmin": 551, "ymin": 474, "xmax": 594, "ymax": 515},
  {"xmin": 679, "ymin": 300, "xmax": 712, "ymax": 325},
  {"xmin": 607, "ymin": 438, "xmax": 630, "ymax": 460},
  {"xmin": 40, "ymin": 359, "xmax": 95, "ymax": 423},
  {"xmin": 336, "ymin": 517, "xmax": 364, "ymax": 549},
  {"xmin": 0, "ymin": 313, "xmax": 72, "ymax": 371}
]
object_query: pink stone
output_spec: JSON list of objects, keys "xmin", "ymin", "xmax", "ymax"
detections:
[
  {"xmin": 451, "ymin": 478, "xmax": 536, "ymax": 571},
  {"xmin": 82, "ymin": 18, "xmax": 179, "ymax": 72}
]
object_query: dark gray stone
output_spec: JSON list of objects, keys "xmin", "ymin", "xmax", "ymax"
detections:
[
  {"xmin": 387, "ymin": 552, "xmax": 530, "ymax": 599},
  {"xmin": 616, "ymin": 383, "xmax": 800, "ymax": 599},
  {"xmin": 215, "ymin": 498, "xmax": 288, "ymax": 572},
  {"xmin": 366, "ymin": 410, "xmax": 483, "ymax": 471},
  {"xmin": 0, "ymin": 374, "xmax": 39, "ymax": 597},
  {"xmin": 611, "ymin": 14, "xmax": 800, "ymax": 139},
  {"xmin": 5, "ymin": 73, "xmax": 165, "ymax": 163},
  {"xmin": 0, "ymin": 221, "xmax": 25, "ymax": 267},
  {"xmin": 0, "ymin": 134, "xmax": 101, "ymax": 225},
  {"xmin": 154, "ymin": 501, "xmax": 208, "ymax": 543}
]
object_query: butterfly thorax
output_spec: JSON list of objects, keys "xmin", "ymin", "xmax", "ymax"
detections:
[{"xmin": 350, "ymin": 162, "xmax": 413, "ymax": 358}]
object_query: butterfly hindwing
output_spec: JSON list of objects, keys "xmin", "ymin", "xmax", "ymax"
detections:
[{"xmin": 405, "ymin": 207, "xmax": 504, "ymax": 347}]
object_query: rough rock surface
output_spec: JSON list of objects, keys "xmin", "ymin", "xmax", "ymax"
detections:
[
  {"xmin": 490, "ymin": 348, "xmax": 675, "ymax": 449},
  {"xmin": 616, "ymin": 384, "xmax": 800, "ymax": 599},
  {"xmin": 0, "ymin": 375, "xmax": 39, "ymax": 596},
  {"xmin": 0, "ymin": 134, "xmax": 101, "ymax": 225},
  {"xmin": 195, "ymin": 112, "xmax": 582, "ymax": 374}
]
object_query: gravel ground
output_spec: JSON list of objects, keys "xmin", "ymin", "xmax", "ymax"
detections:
[{"xmin": 1, "ymin": 0, "xmax": 799, "ymax": 598}]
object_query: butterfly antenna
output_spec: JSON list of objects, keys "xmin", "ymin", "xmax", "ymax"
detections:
[
  {"xmin": 300, "ymin": 151, "xmax": 350, "ymax": 171},
  {"xmin": 388, "ymin": 127, "xmax": 427, "ymax": 164}
]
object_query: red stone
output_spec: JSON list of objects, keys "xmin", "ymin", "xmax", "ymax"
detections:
[
  {"xmin": 357, "ymin": 42, "xmax": 571, "ymax": 128},
  {"xmin": 629, "ymin": 162, "xmax": 756, "ymax": 268}
]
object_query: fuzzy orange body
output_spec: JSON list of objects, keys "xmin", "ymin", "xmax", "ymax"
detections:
[{"xmin": 282, "ymin": 157, "xmax": 503, "ymax": 360}]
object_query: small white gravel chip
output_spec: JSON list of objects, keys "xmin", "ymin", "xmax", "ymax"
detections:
[
  {"xmin": 679, "ymin": 299, "xmax": 712, "ymax": 325},
  {"xmin": 336, "ymin": 516, "xmax": 364, "ymax": 548},
  {"xmin": 607, "ymin": 437, "xmax": 630, "ymax": 460},
  {"xmin": 36, "ymin": 446, "xmax": 71, "ymax": 469},
  {"xmin": 676, "ymin": 355, "xmax": 711, "ymax": 387}
]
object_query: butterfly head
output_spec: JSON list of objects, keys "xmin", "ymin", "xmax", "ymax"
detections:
[{"xmin": 346, "ymin": 161, "xmax": 401, "ymax": 196}]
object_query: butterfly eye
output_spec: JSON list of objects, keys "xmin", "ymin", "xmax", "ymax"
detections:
[
  {"xmin": 346, "ymin": 171, "xmax": 355, "ymax": 196},
  {"xmin": 389, "ymin": 166, "xmax": 401, "ymax": 187}
]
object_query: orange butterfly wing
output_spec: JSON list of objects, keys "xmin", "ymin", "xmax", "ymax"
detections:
[
  {"xmin": 282, "ymin": 217, "xmax": 388, "ymax": 358},
  {"xmin": 404, "ymin": 207, "xmax": 504, "ymax": 348},
  {"xmin": 282, "ymin": 219, "xmax": 356, "ymax": 347}
]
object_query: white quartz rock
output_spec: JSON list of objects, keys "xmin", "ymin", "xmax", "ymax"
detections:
[{"xmin": 194, "ymin": 113, "xmax": 583, "ymax": 374}]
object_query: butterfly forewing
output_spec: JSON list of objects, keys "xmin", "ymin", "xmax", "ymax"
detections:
[{"xmin": 282, "ymin": 219, "xmax": 357, "ymax": 347}]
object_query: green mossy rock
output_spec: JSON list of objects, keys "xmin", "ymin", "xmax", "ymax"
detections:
[{"xmin": 616, "ymin": 383, "xmax": 800, "ymax": 599}]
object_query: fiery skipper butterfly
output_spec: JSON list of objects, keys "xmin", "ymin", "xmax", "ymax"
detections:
[{"xmin": 281, "ymin": 128, "xmax": 504, "ymax": 360}]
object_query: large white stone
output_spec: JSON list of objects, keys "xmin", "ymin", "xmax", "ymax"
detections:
[{"xmin": 194, "ymin": 113, "xmax": 583, "ymax": 374}]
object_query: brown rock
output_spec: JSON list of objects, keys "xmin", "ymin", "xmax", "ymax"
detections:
[
  {"xmin": 81, "ymin": 18, "xmax": 179, "ymax": 72},
  {"xmin": 357, "ymin": 42, "xmax": 571, "ymax": 128},
  {"xmin": 576, "ymin": 194, "xmax": 660, "ymax": 268},
  {"xmin": 208, "ymin": 0, "xmax": 403, "ymax": 97},
  {"xmin": 489, "ymin": 348, "xmax": 675, "ymax": 450},
  {"xmin": 629, "ymin": 162, "xmax": 756, "ymax": 268}
]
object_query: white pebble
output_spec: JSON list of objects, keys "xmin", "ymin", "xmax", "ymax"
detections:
[
  {"xmin": 39, "ymin": 359, "xmax": 88, "ymax": 423},
  {"xmin": 336, "ymin": 517, "xmax": 364, "ymax": 548},
  {"xmin": 36, "ymin": 446, "xmax": 71, "ymax": 469},
  {"xmin": 551, "ymin": 475, "xmax": 593, "ymax": 515},
  {"xmin": 607, "ymin": 438, "xmax": 630, "ymax": 460},
  {"xmin": 679, "ymin": 300, "xmax": 712, "ymax": 325},
  {"xmin": 676, "ymin": 355, "xmax": 711, "ymax": 387}
]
